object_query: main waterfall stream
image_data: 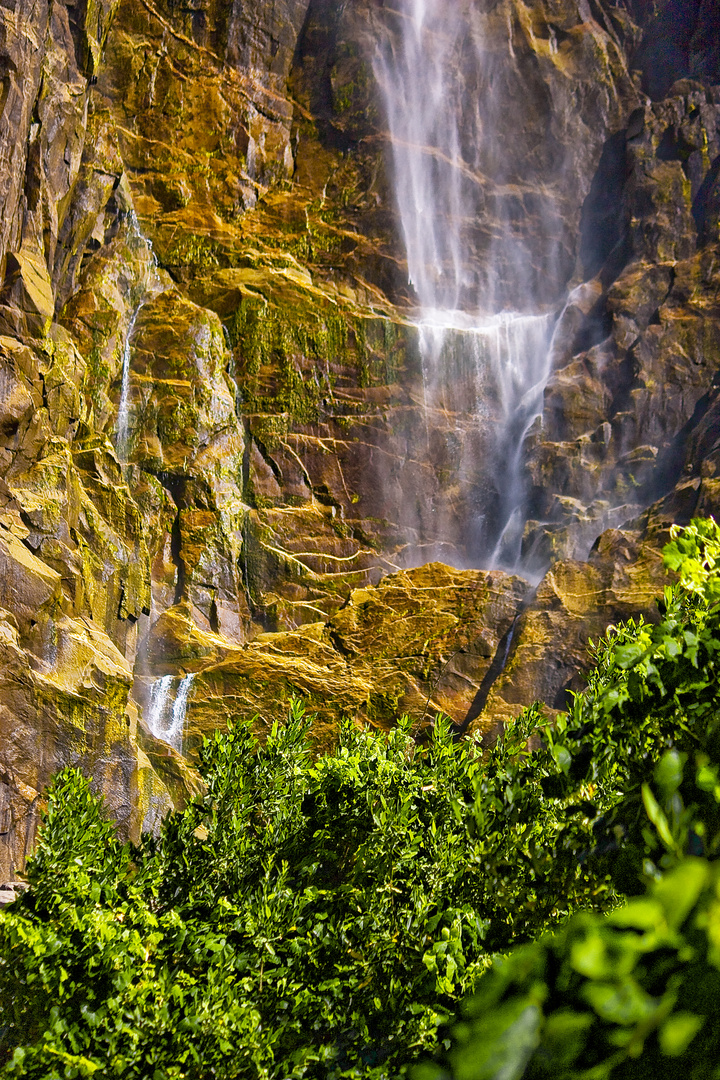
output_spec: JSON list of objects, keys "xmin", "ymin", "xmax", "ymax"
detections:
[{"xmin": 373, "ymin": 0, "xmax": 560, "ymax": 573}]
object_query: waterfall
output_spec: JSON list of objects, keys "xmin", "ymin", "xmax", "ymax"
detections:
[
  {"xmin": 145, "ymin": 674, "xmax": 195, "ymax": 753},
  {"xmin": 372, "ymin": 0, "xmax": 560, "ymax": 572},
  {"xmin": 115, "ymin": 307, "xmax": 141, "ymax": 463},
  {"xmin": 146, "ymin": 675, "xmax": 173, "ymax": 739},
  {"xmin": 170, "ymin": 675, "xmax": 195, "ymax": 749},
  {"xmin": 372, "ymin": 0, "xmax": 468, "ymax": 312},
  {"xmin": 115, "ymin": 213, "xmax": 161, "ymax": 463}
]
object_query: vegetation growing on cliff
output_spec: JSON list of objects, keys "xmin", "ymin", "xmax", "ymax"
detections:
[
  {"xmin": 420, "ymin": 517, "xmax": 720, "ymax": 1079},
  {"xmin": 1, "ymin": 520, "xmax": 720, "ymax": 1079}
]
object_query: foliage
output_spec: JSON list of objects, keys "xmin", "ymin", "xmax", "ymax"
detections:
[
  {"xmin": 0, "ymin": 711, "xmax": 499, "ymax": 1080},
  {"xmin": 0, "ymin": 689, "xmax": 642, "ymax": 1078},
  {"xmin": 414, "ymin": 857, "xmax": 720, "ymax": 1080},
  {"xmin": 2, "ymin": 518, "xmax": 720, "ymax": 1079},
  {"xmin": 416, "ymin": 516, "xmax": 720, "ymax": 1079},
  {"xmin": 663, "ymin": 516, "xmax": 720, "ymax": 606},
  {"xmin": 0, "ymin": 690, "xmax": 627, "ymax": 1079}
]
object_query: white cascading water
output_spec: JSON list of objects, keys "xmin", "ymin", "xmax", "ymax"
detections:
[
  {"xmin": 145, "ymin": 674, "xmax": 195, "ymax": 753},
  {"xmin": 115, "ymin": 213, "xmax": 162, "ymax": 463},
  {"xmin": 146, "ymin": 675, "xmax": 173, "ymax": 740},
  {"xmin": 372, "ymin": 0, "xmax": 557, "ymax": 572},
  {"xmin": 115, "ymin": 308, "xmax": 140, "ymax": 463}
]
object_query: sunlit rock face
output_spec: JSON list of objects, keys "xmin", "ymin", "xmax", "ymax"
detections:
[{"xmin": 0, "ymin": 0, "xmax": 719, "ymax": 876}]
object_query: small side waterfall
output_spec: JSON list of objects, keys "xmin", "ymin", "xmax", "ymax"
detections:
[
  {"xmin": 115, "ymin": 308, "xmax": 141, "ymax": 463},
  {"xmin": 171, "ymin": 675, "xmax": 195, "ymax": 745},
  {"xmin": 372, "ymin": 0, "xmax": 565, "ymax": 573},
  {"xmin": 145, "ymin": 674, "xmax": 195, "ymax": 753},
  {"xmin": 115, "ymin": 213, "xmax": 161, "ymax": 463},
  {"xmin": 146, "ymin": 675, "xmax": 173, "ymax": 735}
]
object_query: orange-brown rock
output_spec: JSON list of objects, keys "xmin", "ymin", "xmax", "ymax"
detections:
[
  {"xmin": 0, "ymin": 0, "xmax": 719, "ymax": 882},
  {"xmin": 181, "ymin": 562, "xmax": 530, "ymax": 754}
]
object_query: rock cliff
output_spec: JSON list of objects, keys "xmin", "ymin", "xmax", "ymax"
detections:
[{"xmin": 0, "ymin": 0, "xmax": 718, "ymax": 876}]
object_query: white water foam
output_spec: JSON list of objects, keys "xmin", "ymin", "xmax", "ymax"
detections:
[
  {"xmin": 373, "ymin": 1, "xmax": 468, "ymax": 312},
  {"xmin": 169, "ymin": 675, "xmax": 195, "ymax": 751},
  {"xmin": 115, "ymin": 308, "xmax": 141, "ymax": 462},
  {"xmin": 145, "ymin": 674, "xmax": 194, "ymax": 753},
  {"xmin": 146, "ymin": 675, "xmax": 173, "ymax": 739}
]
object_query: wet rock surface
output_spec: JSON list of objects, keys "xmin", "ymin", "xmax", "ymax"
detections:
[
  {"xmin": 523, "ymin": 82, "xmax": 720, "ymax": 572},
  {"xmin": 181, "ymin": 562, "xmax": 530, "ymax": 753},
  {"xmin": 0, "ymin": 0, "xmax": 718, "ymax": 876}
]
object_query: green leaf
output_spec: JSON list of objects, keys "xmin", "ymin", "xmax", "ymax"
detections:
[
  {"xmin": 570, "ymin": 930, "xmax": 612, "ymax": 980},
  {"xmin": 551, "ymin": 745, "xmax": 571, "ymax": 774},
  {"xmin": 614, "ymin": 643, "xmax": 646, "ymax": 669},
  {"xmin": 608, "ymin": 898, "xmax": 664, "ymax": 932},
  {"xmin": 450, "ymin": 999, "xmax": 542, "ymax": 1080},
  {"xmin": 652, "ymin": 859, "xmax": 709, "ymax": 930},
  {"xmin": 659, "ymin": 1012, "xmax": 704, "ymax": 1057},
  {"xmin": 582, "ymin": 978, "xmax": 656, "ymax": 1026},
  {"xmin": 539, "ymin": 1009, "xmax": 594, "ymax": 1068},
  {"xmin": 641, "ymin": 784, "xmax": 676, "ymax": 851},
  {"xmin": 654, "ymin": 751, "xmax": 685, "ymax": 798}
]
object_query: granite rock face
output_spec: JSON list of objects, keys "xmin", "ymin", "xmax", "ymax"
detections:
[
  {"xmin": 0, "ymin": 0, "xmax": 718, "ymax": 876},
  {"xmin": 523, "ymin": 82, "xmax": 720, "ymax": 572}
]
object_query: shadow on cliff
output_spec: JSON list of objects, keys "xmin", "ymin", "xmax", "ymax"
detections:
[
  {"xmin": 630, "ymin": 0, "xmax": 720, "ymax": 99},
  {"xmin": 292, "ymin": 0, "xmax": 358, "ymax": 153}
]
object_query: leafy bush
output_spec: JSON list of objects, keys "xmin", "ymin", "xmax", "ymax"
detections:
[
  {"xmin": 2, "ymin": 519, "xmax": 720, "ymax": 1079},
  {"xmin": 414, "ymin": 857, "xmax": 720, "ymax": 1080},
  {"xmin": 415, "ymin": 517, "xmax": 720, "ymax": 1079},
  {"xmin": 0, "ymin": 689, "xmax": 626, "ymax": 1080},
  {"xmin": 0, "ymin": 706, "xmax": 566, "ymax": 1080},
  {"xmin": 0, "ymin": 704, "xmax": 605, "ymax": 1078}
]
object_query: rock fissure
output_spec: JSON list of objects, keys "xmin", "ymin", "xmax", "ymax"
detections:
[{"xmin": 454, "ymin": 613, "xmax": 524, "ymax": 741}]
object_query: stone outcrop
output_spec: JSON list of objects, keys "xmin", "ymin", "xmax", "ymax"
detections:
[
  {"xmin": 523, "ymin": 82, "xmax": 720, "ymax": 572},
  {"xmin": 181, "ymin": 562, "xmax": 530, "ymax": 752},
  {"xmin": 0, "ymin": 0, "xmax": 718, "ymax": 878}
]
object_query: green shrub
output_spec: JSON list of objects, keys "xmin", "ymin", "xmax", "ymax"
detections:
[
  {"xmin": 0, "ymin": 711, "xmax": 507, "ymax": 1079},
  {"xmin": 414, "ymin": 857, "xmax": 720, "ymax": 1080},
  {"xmin": 0, "ymin": 693, "xmax": 622, "ymax": 1079},
  {"xmin": 3, "ymin": 518, "xmax": 720, "ymax": 1079},
  {"xmin": 415, "ymin": 517, "xmax": 720, "ymax": 1079}
]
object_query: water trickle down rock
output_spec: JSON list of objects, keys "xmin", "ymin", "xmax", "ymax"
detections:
[
  {"xmin": 115, "ymin": 213, "xmax": 163, "ymax": 463},
  {"xmin": 146, "ymin": 674, "xmax": 195, "ymax": 753},
  {"xmin": 146, "ymin": 675, "xmax": 173, "ymax": 737},
  {"xmin": 170, "ymin": 675, "xmax": 196, "ymax": 752}
]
